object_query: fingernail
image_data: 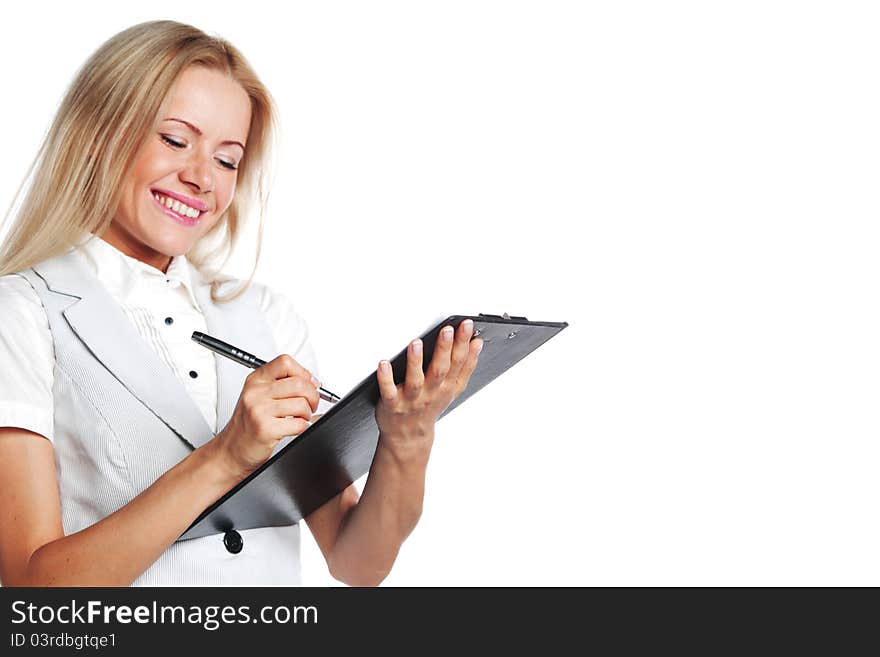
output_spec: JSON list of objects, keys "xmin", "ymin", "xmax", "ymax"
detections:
[
  {"xmin": 380, "ymin": 360, "xmax": 390, "ymax": 372},
  {"xmin": 463, "ymin": 319, "xmax": 473, "ymax": 333},
  {"xmin": 311, "ymin": 376, "xmax": 321, "ymax": 387},
  {"xmin": 412, "ymin": 339, "xmax": 422, "ymax": 355},
  {"xmin": 443, "ymin": 326, "xmax": 454, "ymax": 341},
  {"xmin": 476, "ymin": 340, "xmax": 484, "ymax": 354}
]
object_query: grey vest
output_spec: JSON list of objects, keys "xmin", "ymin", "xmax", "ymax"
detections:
[{"xmin": 17, "ymin": 250, "xmax": 302, "ymax": 585}]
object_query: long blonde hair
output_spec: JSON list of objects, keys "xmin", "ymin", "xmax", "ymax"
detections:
[{"xmin": 0, "ymin": 20, "xmax": 277, "ymax": 302}]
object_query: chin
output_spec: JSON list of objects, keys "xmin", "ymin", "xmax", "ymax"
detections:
[{"xmin": 144, "ymin": 232, "xmax": 197, "ymax": 259}]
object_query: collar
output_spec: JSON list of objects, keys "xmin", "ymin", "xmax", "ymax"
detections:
[{"xmin": 75, "ymin": 235, "xmax": 202, "ymax": 310}]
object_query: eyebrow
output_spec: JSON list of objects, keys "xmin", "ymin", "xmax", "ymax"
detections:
[{"xmin": 163, "ymin": 117, "xmax": 246, "ymax": 150}]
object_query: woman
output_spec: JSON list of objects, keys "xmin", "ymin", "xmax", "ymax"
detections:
[{"xmin": 0, "ymin": 20, "xmax": 482, "ymax": 586}]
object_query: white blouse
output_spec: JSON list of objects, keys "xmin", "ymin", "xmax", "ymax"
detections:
[
  {"xmin": 0, "ymin": 236, "xmax": 323, "ymax": 441},
  {"xmin": 0, "ymin": 237, "xmax": 328, "ymax": 585}
]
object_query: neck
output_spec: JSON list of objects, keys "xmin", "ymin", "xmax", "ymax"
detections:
[{"xmin": 99, "ymin": 226, "xmax": 173, "ymax": 273}]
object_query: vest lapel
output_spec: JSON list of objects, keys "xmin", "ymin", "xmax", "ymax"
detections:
[{"xmin": 32, "ymin": 251, "xmax": 215, "ymax": 451}]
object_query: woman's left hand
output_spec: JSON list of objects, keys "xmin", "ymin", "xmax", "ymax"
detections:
[{"xmin": 375, "ymin": 319, "xmax": 483, "ymax": 459}]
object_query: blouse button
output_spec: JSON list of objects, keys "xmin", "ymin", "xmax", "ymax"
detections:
[
  {"xmin": 189, "ymin": 370, "xmax": 198, "ymax": 379},
  {"xmin": 164, "ymin": 317, "xmax": 173, "ymax": 325},
  {"xmin": 224, "ymin": 530, "xmax": 243, "ymax": 554}
]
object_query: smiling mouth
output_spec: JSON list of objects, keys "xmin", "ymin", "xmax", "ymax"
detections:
[{"xmin": 151, "ymin": 191, "xmax": 203, "ymax": 221}]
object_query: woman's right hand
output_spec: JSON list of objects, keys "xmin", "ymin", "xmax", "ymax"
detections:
[{"xmin": 214, "ymin": 354, "xmax": 320, "ymax": 478}]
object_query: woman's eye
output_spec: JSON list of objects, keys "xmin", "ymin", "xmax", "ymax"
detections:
[
  {"xmin": 161, "ymin": 135, "xmax": 185, "ymax": 148},
  {"xmin": 161, "ymin": 134, "xmax": 237, "ymax": 170}
]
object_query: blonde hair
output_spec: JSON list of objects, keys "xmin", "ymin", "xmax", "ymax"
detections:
[{"xmin": 0, "ymin": 20, "xmax": 277, "ymax": 302}]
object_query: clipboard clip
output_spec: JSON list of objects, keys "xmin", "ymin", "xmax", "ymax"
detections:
[
  {"xmin": 474, "ymin": 312, "xmax": 528, "ymax": 341},
  {"xmin": 477, "ymin": 312, "xmax": 529, "ymax": 321}
]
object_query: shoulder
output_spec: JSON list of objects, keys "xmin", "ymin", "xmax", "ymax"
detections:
[
  {"xmin": 193, "ymin": 265, "xmax": 315, "ymax": 359},
  {"xmin": 205, "ymin": 272, "xmax": 308, "ymax": 323},
  {"xmin": 0, "ymin": 274, "xmax": 55, "ymax": 440},
  {"xmin": 0, "ymin": 273, "xmax": 53, "ymax": 359},
  {"xmin": 248, "ymin": 279, "xmax": 311, "ymax": 339},
  {"xmin": 250, "ymin": 280, "xmax": 304, "ymax": 316},
  {"xmin": 248, "ymin": 279, "xmax": 318, "ymax": 373},
  {"xmin": 0, "ymin": 273, "xmax": 47, "ymax": 320},
  {"xmin": 190, "ymin": 266, "xmax": 295, "ymax": 315}
]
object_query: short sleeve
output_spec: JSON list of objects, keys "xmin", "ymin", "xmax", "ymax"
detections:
[{"xmin": 0, "ymin": 274, "xmax": 55, "ymax": 441}]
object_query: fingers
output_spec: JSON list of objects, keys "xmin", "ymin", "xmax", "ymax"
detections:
[
  {"xmin": 377, "ymin": 360, "xmax": 398, "ymax": 403},
  {"xmin": 252, "ymin": 354, "xmax": 310, "ymax": 383},
  {"xmin": 454, "ymin": 336, "xmax": 483, "ymax": 395},
  {"xmin": 448, "ymin": 319, "xmax": 475, "ymax": 381},
  {"xmin": 403, "ymin": 339, "xmax": 424, "ymax": 400},
  {"xmin": 269, "ymin": 376, "xmax": 320, "ymax": 413},
  {"xmin": 425, "ymin": 325, "xmax": 455, "ymax": 389},
  {"xmin": 271, "ymin": 397, "xmax": 314, "ymax": 421},
  {"xmin": 276, "ymin": 415, "xmax": 311, "ymax": 437},
  {"xmin": 378, "ymin": 320, "xmax": 483, "ymax": 404},
  {"xmin": 426, "ymin": 320, "xmax": 474, "ymax": 390}
]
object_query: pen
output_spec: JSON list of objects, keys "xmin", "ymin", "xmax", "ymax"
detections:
[{"xmin": 191, "ymin": 331, "xmax": 342, "ymax": 404}]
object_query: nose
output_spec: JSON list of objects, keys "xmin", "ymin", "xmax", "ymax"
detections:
[{"xmin": 179, "ymin": 148, "xmax": 214, "ymax": 194}]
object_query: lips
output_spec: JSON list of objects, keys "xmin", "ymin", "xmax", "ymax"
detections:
[
  {"xmin": 150, "ymin": 191, "xmax": 202, "ymax": 226},
  {"xmin": 151, "ymin": 188, "xmax": 209, "ymax": 213}
]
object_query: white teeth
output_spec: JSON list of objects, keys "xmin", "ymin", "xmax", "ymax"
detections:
[{"xmin": 153, "ymin": 192, "xmax": 201, "ymax": 220}]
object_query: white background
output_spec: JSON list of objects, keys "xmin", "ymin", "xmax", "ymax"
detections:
[{"xmin": 1, "ymin": 1, "xmax": 878, "ymax": 586}]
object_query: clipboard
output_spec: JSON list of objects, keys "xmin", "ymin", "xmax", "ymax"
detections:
[{"xmin": 179, "ymin": 313, "xmax": 569, "ymax": 541}]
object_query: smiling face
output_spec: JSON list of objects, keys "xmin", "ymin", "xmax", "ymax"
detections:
[{"xmin": 102, "ymin": 65, "xmax": 252, "ymax": 272}]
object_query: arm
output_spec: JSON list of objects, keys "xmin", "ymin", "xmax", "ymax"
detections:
[
  {"xmin": 304, "ymin": 442, "xmax": 429, "ymax": 587},
  {"xmin": 305, "ymin": 319, "xmax": 482, "ymax": 586},
  {"xmin": 0, "ymin": 427, "xmax": 240, "ymax": 586},
  {"xmin": 0, "ymin": 354, "xmax": 319, "ymax": 586}
]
